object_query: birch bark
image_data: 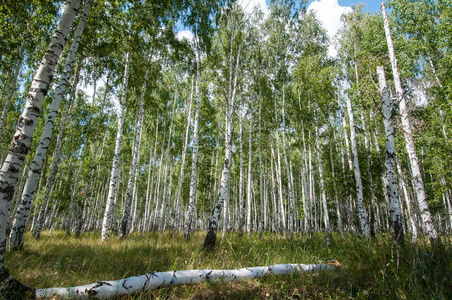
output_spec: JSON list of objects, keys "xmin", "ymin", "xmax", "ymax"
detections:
[
  {"xmin": 0, "ymin": 0, "xmax": 81, "ymax": 294},
  {"xmin": 101, "ymin": 51, "xmax": 130, "ymax": 242},
  {"xmin": 346, "ymin": 97, "xmax": 370, "ymax": 237},
  {"xmin": 381, "ymin": 3, "xmax": 441, "ymax": 247},
  {"xmin": 37, "ymin": 263, "xmax": 335, "ymax": 299},
  {"xmin": 246, "ymin": 109, "xmax": 253, "ymax": 237},
  {"xmin": 377, "ymin": 65, "xmax": 404, "ymax": 245},
  {"xmin": 119, "ymin": 70, "xmax": 146, "ymax": 239},
  {"xmin": 238, "ymin": 103, "xmax": 245, "ymax": 237},
  {"xmin": 203, "ymin": 30, "xmax": 242, "ymax": 249},
  {"xmin": 315, "ymin": 127, "xmax": 331, "ymax": 240},
  {"xmin": 184, "ymin": 38, "xmax": 202, "ymax": 240},
  {"xmin": 174, "ymin": 78, "xmax": 194, "ymax": 234},
  {"xmin": 280, "ymin": 86, "xmax": 295, "ymax": 239}
]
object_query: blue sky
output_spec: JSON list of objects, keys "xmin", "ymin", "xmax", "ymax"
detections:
[
  {"xmin": 308, "ymin": 0, "xmax": 382, "ymax": 13},
  {"xmin": 177, "ymin": 0, "xmax": 383, "ymax": 56}
]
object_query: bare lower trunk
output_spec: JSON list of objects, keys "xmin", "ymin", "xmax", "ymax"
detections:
[
  {"xmin": 174, "ymin": 78, "xmax": 194, "ymax": 235},
  {"xmin": 101, "ymin": 51, "xmax": 130, "ymax": 242},
  {"xmin": 203, "ymin": 21, "xmax": 242, "ymax": 249},
  {"xmin": 246, "ymin": 110, "xmax": 252, "ymax": 237},
  {"xmin": 119, "ymin": 70, "xmax": 146, "ymax": 239},
  {"xmin": 184, "ymin": 39, "xmax": 202, "ymax": 240},
  {"xmin": 315, "ymin": 127, "xmax": 331, "ymax": 241},
  {"xmin": 381, "ymin": 3, "xmax": 441, "ymax": 248},
  {"xmin": 346, "ymin": 97, "xmax": 370, "ymax": 237},
  {"xmin": 0, "ymin": 0, "xmax": 81, "ymax": 294},
  {"xmin": 377, "ymin": 65, "xmax": 403, "ymax": 245}
]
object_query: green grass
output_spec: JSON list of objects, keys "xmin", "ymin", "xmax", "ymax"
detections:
[{"xmin": 5, "ymin": 231, "xmax": 452, "ymax": 299}]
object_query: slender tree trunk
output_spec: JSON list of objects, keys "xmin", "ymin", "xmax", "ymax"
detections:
[
  {"xmin": 270, "ymin": 146, "xmax": 278, "ymax": 234},
  {"xmin": 174, "ymin": 77, "xmax": 194, "ymax": 235},
  {"xmin": 377, "ymin": 65, "xmax": 404, "ymax": 245},
  {"xmin": 184, "ymin": 39, "xmax": 202, "ymax": 240},
  {"xmin": 68, "ymin": 141, "xmax": 88, "ymax": 237},
  {"xmin": 0, "ymin": 0, "xmax": 81, "ymax": 294},
  {"xmin": 238, "ymin": 102, "xmax": 245, "ymax": 237},
  {"xmin": 246, "ymin": 109, "xmax": 253, "ymax": 237},
  {"xmin": 158, "ymin": 93, "xmax": 177, "ymax": 235},
  {"xmin": 360, "ymin": 111, "xmax": 377, "ymax": 237},
  {"xmin": 396, "ymin": 159, "xmax": 418, "ymax": 241},
  {"xmin": 258, "ymin": 98, "xmax": 263, "ymax": 238},
  {"xmin": 273, "ymin": 134, "xmax": 286, "ymax": 236},
  {"xmin": 203, "ymin": 25, "xmax": 242, "ymax": 249},
  {"xmin": 346, "ymin": 97, "xmax": 370, "ymax": 237},
  {"xmin": 330, "ymin": 135, "xmax": 343, "ymax": 236},
  {"xmin": 301, "ymin": 122, "xmax": 310, "ymax": 235},
  {"xmin": 9, "ymin": 0, "xmax": 93, "ymax": 246},
  {"xmin": 101, "ymin": 51, "xmax": 130, "ymax": 242},
  {"xmin": 280, "ymin": 87, "xmax": 295, "ymax": 239},
  {"xmin": 119, "ymin": 71, "xmax": 146, "ymax": 239},
  {"xmin": 381, "ymin": 3, "xmax": 441, "ymax": 248},
  {"xmin": 315, "ymin": 127, "xmax": 331, "ymax": 242}
]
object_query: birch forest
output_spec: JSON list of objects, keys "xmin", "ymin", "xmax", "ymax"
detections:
[{"xmin": 1, "ymin": 0, "xmax": 451, "ymax": 298}]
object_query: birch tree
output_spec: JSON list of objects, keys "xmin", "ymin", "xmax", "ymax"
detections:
[
  {"xmin": 8, "ymin": 0, "xmax": 93, "ymax": 250},
  {"xmin": 119, "ymin": 73, "xmax": 146, "ymax": 239},
  {"xmin": 377, "ymin": 65, "xmax": 404, "ymax": 245},
  {"xmin": 0, "ymin": 0, "xmax": 81, "ymax": 295},
  {"xmin": 101, "ymin": 50, "xmax": 131, "ymax": 242},
  {"xmin": 381, "ymin": 2, "xmax": 441, "ymax": 248},
  {"xmin": 346, "ymin": 96, "xmax": 370, "ymax": 237},
  {"xmin": 203, "ymin": 3, "xmax": 243, "ymax": 249}
]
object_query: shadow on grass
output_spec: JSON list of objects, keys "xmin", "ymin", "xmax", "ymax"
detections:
[{"xmin": 5, "ymin": 231, "xmax": 452, "ymax": 299}]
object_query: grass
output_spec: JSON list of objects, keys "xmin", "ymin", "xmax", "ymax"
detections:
[{"xmin": 5, "ymin": 231, "xmax": 452, "ymax": 299}]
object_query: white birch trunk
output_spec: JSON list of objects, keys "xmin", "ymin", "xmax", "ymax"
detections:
[
  {"xmin": 238, "ymin": 103, "xmax": 245, "ymax": 237},
  {"xmin": 246, "ymin": 110, "xmax": 253, "ymax": 237},
  {"xmin": 346, "ymin": 97, "xmax": 370, "ymax": 237},
  {"xmin": 119, "ymin": 71, "xmax": 146, "ymax": 239},
  {"xmin": 184, "ymin": 39, "xmax": 202, "ymax": 240},
  {"xmin": 301, "ymin": 122, "xmax": 310, "ymax": 234},
  {"xmin": 0, "ymin": 0, "xmax": 81, "ymax": 284},
  {"xmin": 396, "ymin": 159, "xmax": 418, "ymax": 241},
  {"xmin": 269, "ymin": 146, "xmax": 278, "ymax": 234},
  {"xmin": 258, "ymin": 99, "xmax": 263, "ymax": 238},
  {"xmin": 10, "ymin": 0, "xmax": 93, "ymax": 245},
  {"xmin": 330, "ymin": 137, "xmax": 343, "ymax": 236},
  {"xmin": 315, "ymin": 127, "xmax": 331, "ymax": 239},
  {"xmin": 174, "ymin": 77, "xmax": 194, "ymax": 234},
  {"xmin": 377, "ymin": 65, "xmax": 404, "ymax": 244},
  {"xmin": 36, "ymin": 262, "xmax": 335, "ymax": 299},
  {"xmin": 158, "ymin": 94, "xmax": 177, "ymax": 234},
  {"xmin": 10, "ymin": 0, "xmax": 92, "ymax": 247},
  {"xmin": 381, "ymin": 2, "xmax": 441, "ymax": 247},
  {"xmin": 273, "ymin": 134, "xmax": 286, "ymax": 236},
  {"xmin": 101, "ymin": 51, "xmax": 130, "ymax": 242},
  {"xmin": 203, "ymin": 29, "xmax": 242, "ymax": 249},
  {"xmin": 280, "ymin": 87, "xmax": 295, "ymax": 239}
]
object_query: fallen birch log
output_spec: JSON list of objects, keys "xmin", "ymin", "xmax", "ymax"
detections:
[{"xmin": 36, "ymin": 262, "xmax": 339, "ymax": 299}]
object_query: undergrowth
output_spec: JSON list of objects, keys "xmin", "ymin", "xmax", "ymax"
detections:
[{"xmin": 5, "ymin": 231, "xmax": 451, "ymax": 299}]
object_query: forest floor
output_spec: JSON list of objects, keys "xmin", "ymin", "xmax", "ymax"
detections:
[{"xmin": 5, "ymin": 230, "xmax": 452, "ymax": 299}]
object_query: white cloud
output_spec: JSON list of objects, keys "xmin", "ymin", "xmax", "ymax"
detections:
[
  {"xmin": 239, "ymin": 0, "xmax": 269, "ymax": 16},
  {"xmin": 176, "ymin": 30, "xmax": 194, "ymax": 42},
  {"xmin": 307, "ymin": 0, "xmax": 351, "ymax": 57}
]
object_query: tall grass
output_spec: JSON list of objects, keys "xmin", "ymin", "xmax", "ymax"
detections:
[{"xmin": 5, "ymin": 231, "xmax": 451, "ymax": 299}]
